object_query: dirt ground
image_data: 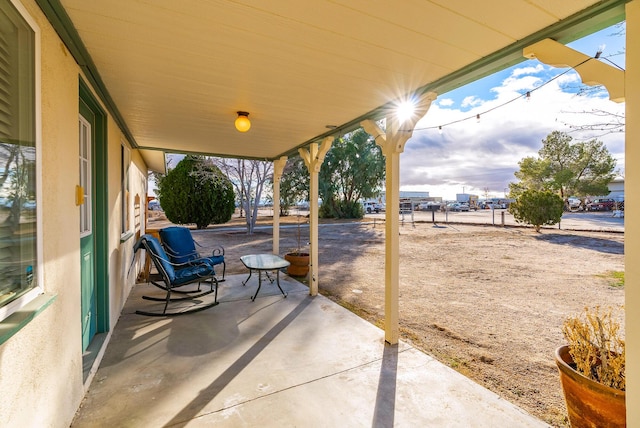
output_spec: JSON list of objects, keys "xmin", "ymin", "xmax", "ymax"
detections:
[{"xmin": 148, "ymin": 212, "xmax": 625, "ymax": 426}]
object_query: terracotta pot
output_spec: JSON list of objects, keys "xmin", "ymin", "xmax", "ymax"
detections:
[
  {"xmin": 555, "ymin": 345, "xmax": 625, "ymax": 428},
  {"xmin": 284, "ymin": 252, "xmax": 309, "ymax": 277}
]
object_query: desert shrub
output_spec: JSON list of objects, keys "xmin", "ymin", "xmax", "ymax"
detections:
[
  {"xmin": 157, "ymin": 155, "xmax": 235, "ymax": 229},
  {"xmin": 562, "ymin": 306, "xmax": 625, "ymax": 390},
  {"xmin": 508, "ymin": 189, "xmax": 563, "ymax": 232}
]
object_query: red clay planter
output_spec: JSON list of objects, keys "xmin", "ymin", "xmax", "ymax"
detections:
[{"xmin": 555, "ymin": 345, "xmax": 625, "ymax": 428}]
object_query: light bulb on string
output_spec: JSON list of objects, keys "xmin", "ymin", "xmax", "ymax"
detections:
[
  {"xmin": 476, "ymin": 114, "xmax": 481, "ymax": 123},
  {"xmin": 438, "ymin": 126, "xmax": 443, "ymax": 135},
  {"xmin": 525, "ymin": 91, "xmax": 531, "ymax": 102}
]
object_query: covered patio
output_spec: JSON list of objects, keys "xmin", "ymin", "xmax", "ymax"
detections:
[
  {"xmin": 72, "ymin": 273, "xmax": 546, "ymax": 427},
  {"xmin": 27, "ymin": 0, "xmax": 638, "ymax": 425}
]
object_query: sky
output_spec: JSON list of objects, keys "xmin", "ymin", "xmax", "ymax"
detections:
[{"xmin": 400, "ymin": 22, "xmax": 626, "ymax": 201}]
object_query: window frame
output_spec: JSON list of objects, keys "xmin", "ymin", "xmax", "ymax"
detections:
[
  {"xmin": 120, "ymin": 141, "xmax": 131, "ymax": 238},
  {"xmin": 120, "ymin": 140, "xmax": 132, "ymax": 238},
  {"xmin": 79, "ymin": 114, "xmax": 92, "ymax": 238},
  {"xmin": 0, "ymin": 0, "xmax": 43, "ymax": 322}
]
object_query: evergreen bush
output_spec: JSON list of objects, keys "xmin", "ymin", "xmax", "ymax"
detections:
[{"xmin": 157, "ymin": 155, "xmax": 235, "ymax": 229}]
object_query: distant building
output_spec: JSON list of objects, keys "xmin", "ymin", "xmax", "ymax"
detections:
[
  {"xmin": 375, "ymin": 191, "xmax": 442, "ymax": 209},
  {"xmin": 608, "ymin": 176, "xmax": 624, "ymax": 201},
  {"xmin": 399, "ymin": 191, "xmax": 430, "ymax": 199}
]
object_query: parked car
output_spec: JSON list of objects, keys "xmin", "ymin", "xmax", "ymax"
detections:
[
  {"xmin": 566, "ymin": 197, "xmax": 583, "ymax": 211},
  {"xmin": 585, "ymin": 198, "xmax": 616, "ymax": 211},
  {"xmin": 444, "ymin": 202, "xmax": 469, "ymax": 212},
  {"xmin": 480, "ymin": 201, "xmax": 505, "ymax": 209},
  {"xmin": 363, "ymin": 201, "xmax": 385, "ymax": 213}
]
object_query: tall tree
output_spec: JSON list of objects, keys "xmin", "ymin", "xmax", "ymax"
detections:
[
  {"xmin": 318, "ymin": 128, "xmax": 385, "ymax": 218},
  {"xmin": 213, "ymin": 158, "xmax": 273, "ymax": 234},
  {"xmin": 156, "ymin": 155, "xmax": 235, "ymax": 229},
  {"xmin": 278, "ymin": 156, "xmax": 309, "ymax": 216},
  {"xmin": 509, "ymin": 131, "xmax": 615, "ymax": 201}
]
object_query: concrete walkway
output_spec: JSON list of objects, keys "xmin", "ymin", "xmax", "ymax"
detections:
[{"xmin": 72, "ymin": 274, "xmax": 549, "ymax": 427}]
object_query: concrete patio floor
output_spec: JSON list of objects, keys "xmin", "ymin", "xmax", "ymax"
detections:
[{"xmin": 72, "ymin": 273, "xmax": 549, "ymax": 427}]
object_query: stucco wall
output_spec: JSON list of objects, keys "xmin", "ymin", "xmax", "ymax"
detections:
[
  {"xmin": 0, "ymin": 0, "xmax": 149, "ymax": 426},
  {"xmin": 108, "ymin": 137, "xmax": 149, "ymax": 322}
]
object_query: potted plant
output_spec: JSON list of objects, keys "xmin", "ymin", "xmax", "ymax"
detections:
[
  {"xmin": 556, "ymin": 306, "xmax": 625, "ymax": 427},
  {"xmin": 284, "ymin": 215, "xmax": 309, "ymax": 277}
]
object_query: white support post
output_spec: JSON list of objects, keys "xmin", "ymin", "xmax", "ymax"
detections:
[
  {"xmin": 272, "ymin": 156, "xmax": 288, "ymax": 255},
  {"xmin": 626, "ymin": 1, "xmax": 639, "ymax": 425},
  {"xmin": 299, "ymin": 137, "xmax": 333, "ymax": 296},
  {"xmin": 361, "ymin": 91, "xmax": 436, "ymax": 344}
]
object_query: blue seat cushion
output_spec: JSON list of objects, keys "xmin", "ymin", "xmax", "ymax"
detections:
[
  {"xmin": 172, "ymin": 263, "xmax": 216, "ymax": 286},
  {"xmin": 144, "ymin": 235, "xmax": 175, "ymax": 281},
  {"xmin": 160, "ymin": 226, "xmax": 224, "ymax": 268},
  {"xmin": 160, "ymin": 226, "xmax": 198, "ymax": 264}
]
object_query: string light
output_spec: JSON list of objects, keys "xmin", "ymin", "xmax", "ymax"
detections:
[
  {"xmin": 406, "ymin": 55, "xmax": 624, "ymax": 134},
  {"xmin": 438, "ymin": 126, "xmax": 443, "ymax": 135}
]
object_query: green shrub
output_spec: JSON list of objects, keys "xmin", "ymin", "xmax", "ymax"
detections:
[
  {"xmin": 157, "ymin": 155, "xmax": 235, "ymax": 229},
  {"xmin": 319, "ymin": 199, "xmax": 364, "ymax": 219},
  {"xmin": 508, "ymin": 189, "xmax": 563, "ymax": 232}
]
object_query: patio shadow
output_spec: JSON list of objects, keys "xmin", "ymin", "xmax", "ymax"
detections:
[
  {"xmin": 163, "ymin": 295, "xmax": 313, "ymax": 427},
  {"xmin": 372, "ymin": 343, "xmax": 398, "ymax": 427}
]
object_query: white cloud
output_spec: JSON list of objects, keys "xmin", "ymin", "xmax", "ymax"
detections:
[
  {"xmin": 461, "ymin": 95, "xmax": 483, "ymax": 108},
  {"xmin": 556, "ymin": 72, "xmax": 581, "ymax": 86},
  {"xmin": 493, "ymin": 74, "xmax": 541, "ymax": 96},
  {"xmin": 438, "ymin": 98, "xmax": 454, "ymax": 107},
  {"xmin": 401, "ymin": 65, "xmax": 625, "ymax": 200},
  {"xmin": 511, "ymin": 63, "xmax": 545, "ymax": 77}
]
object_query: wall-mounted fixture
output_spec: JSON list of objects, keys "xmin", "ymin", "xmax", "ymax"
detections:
[
  {"xmin": 75, "ymin": 185, "xmax": 84, "ymax": 206},
  {"xmin": 235, "ymin": 111, "xmax": 251, "ymax": 132}
]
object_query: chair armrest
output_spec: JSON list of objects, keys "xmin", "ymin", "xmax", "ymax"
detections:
[{"xmin": 194, "ymin": 240, "xmax": 225, "ymax": 257}]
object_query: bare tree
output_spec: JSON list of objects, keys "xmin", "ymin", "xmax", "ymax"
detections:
[
  {"xmin": 562, "ymin": 107, "xmax": 625, "ymax": 137},
  {"xmin": 561, "ymin": 23, "xmax": 625, "ymax": 138},
  {"xmin": 212, "ymin": 158, "xmax": 273, "ymax": 234}
]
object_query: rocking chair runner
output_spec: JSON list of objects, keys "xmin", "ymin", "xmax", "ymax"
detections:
[
  {"xmin": 159, "ymin": 226, "xmax": 226, "ymax": 281},
  {"xmin": 133, "ymin": 234, "xmax": 219, "ymax": 316}
]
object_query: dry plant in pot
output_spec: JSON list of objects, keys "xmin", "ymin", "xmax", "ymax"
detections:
[
  {"xmin": 556, "ymin": 305, "xmax": 625, "ymax": 428},
  {"xmin": 284, "ymin": 215, "xmax": 309, "ymax": 277}
]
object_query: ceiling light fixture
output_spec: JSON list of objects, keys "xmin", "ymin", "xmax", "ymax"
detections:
[{"xmin": 235, "ymin": 111, "xmax": 251, "ymax": 132}]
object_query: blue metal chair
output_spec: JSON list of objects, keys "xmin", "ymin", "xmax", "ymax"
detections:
[
  {"xmin": 133, "ymin": 234, "xmax": 218, "ymax": 316},
  {"xmin": 159, "ymin": 226, "xmax": 226, "ymax": 281}
]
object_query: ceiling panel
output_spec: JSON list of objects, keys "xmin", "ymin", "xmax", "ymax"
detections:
[{"xmin": 57, "ymin": 0, "xmax": 620, "ymax": 160}]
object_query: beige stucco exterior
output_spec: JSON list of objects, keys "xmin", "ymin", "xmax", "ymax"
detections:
[{"xmin": 0, "ymin": 0, "xmax": 151, "ymax": 425}]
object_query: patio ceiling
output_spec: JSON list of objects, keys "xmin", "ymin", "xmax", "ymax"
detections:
[{"xmin": 43, "ymin": 0, "xmax": 626, "ymax": 162}]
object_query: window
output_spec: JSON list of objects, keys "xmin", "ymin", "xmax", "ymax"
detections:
[
  {"xmin": 79, "ymin": 115, "xmax": 91, "ymax": 237},
  {"xmin": 0, "ymin": 0, "xmax": 40, "ymax": 320},
  {"xmin": 120, "ymin": 142, "xmax": 130, "ymax": 236}
]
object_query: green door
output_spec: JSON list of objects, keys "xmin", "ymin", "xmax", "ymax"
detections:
[{"xmin": 79, "ymin": 103, "xmax": 97, "ymax": 352}]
